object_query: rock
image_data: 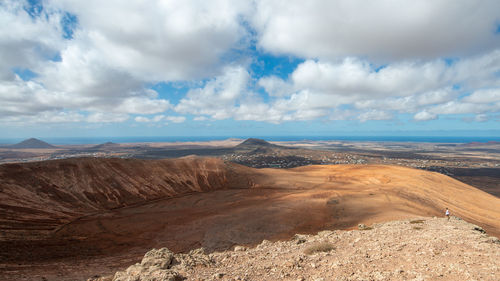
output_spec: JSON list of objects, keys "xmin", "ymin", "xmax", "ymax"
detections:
[
  {"xmin": 112, "ymin": 262, "xmax": 182, "ymax": 281},
  {"xmin": 472, "ymin": 226, "xmax": 486, "ymax": 234},
  {"xmin": 358, "ymin": 223, "xmax": 368, "ymax": 230},
  {"xmin": 87, "ymin": 276, "xmax": 112, "ymax": 281},
  {"xmin": 213, "ymin": 272, "xmax": 224, "ymax": 278},
  {"xmin": 112, "ymin": 248, "xmax": 183, "ymax": 281},
  {"xmin": 94, "ymin": 218, "xmax": 500, "ymax": 281},
  {"xmin": 482, "ymin": 236, "xmax": 500, "ymax": 244},
  {"xmin": 293, "ymin": 234, "xmax": 308, "ymax": 244},
  {"xmin": 257, "ymin": 239, "xmax": 272, "ymax": 249},
  {"xmin": 174, "ymin": 247, "xmax": 213, "ymax": 269},
  {"xmin": 234, "ymin": 245, "xmax": 247, "ymax": 252},
  {"xmin": 141, "ymin": 248, "xmax": 175, "ymax": 269}
]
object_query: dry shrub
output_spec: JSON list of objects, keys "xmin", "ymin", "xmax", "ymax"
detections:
[
  {"xmin": 358, "ymin": 224, "xmax": 373, "ymax": 230},
  {"xmin": 304, "ymin": 242, "xmax": 335, "ymax": 255},
  {"xmin": 413, "ymin": 226, "xmax": 423, "ymax": 230},
  {"xmin": 410, "ymin": 219, "xmax": 425, "ymax": 224}
]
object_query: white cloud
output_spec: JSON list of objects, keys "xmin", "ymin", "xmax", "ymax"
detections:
[
  {"xmin": 474, "ymin": 114, "xmax": 489, "ymax": 122},
  {"xmin": 258, "ymin": 76, "xmax": 294, "ymax": 97},
  {"xmin": 251, "ymin": 51, "xmax": 500, "ymax": 123},
  {"xmin": 47, "ymin": 0, "xmax": 250, "ymax": 81},
  {"xmin": 291, "ymin": 58, "xmax": 449, "ymax": 98},
  {"xmin": 87, "ymin": 112, "xmax": 128, "ymax": 123},
  {"xmin": 134, "ymin": 116, "xmax": 150, "ymax": 123},
  {"xmin": 252, "ymin": 0, "xmax": 500, "ymax": 61},
  {"xmin": 428, "ymin": 101, "xmax": 493, "ymax": 115},
  {"xmin": 152, "ymin": 115, "xmax": 165, "ymax": 122},
  {"xmin": 354, "ymin": 88, "xmax": 457, "ymax": 113},
  {"xmin": 2, "ymin": 0, "xmax": 500, "ymax": 127},
  {"xmin": 357, "ymin": 110, "xmax": 393, "ymax": 122},
  {"xmin": 193, "ymin": 116, "xmax": 208, "ymax": 121},
  {"xmin": 0, "ymin": 0, "xmax": 249, "ymax": 125},
  {"xmin": 463, "ymin": 88, "xmax": 500, "ymax": 103},
  {"xmin": 134, "ymin": 115, "xmax": 170, "ymax": 123},
  {"xmin": 175, "ymin": 66, "xmax": 250, "ymax": 119},
  {"xmin": 329, "ymin": 109, "xmax": 356, "ymax": 121},
  {"xmin": 0, "ymin": 0, "xmax": 63, "ymax": 80},
  {"xmin": 414, "ymin": 111, "xmax": 438, "ymax": 121},
  {"xmin": 165, "ymin": 116, "xmax": 186, "ymax": 123},
  {"xmin": 113, "ymin": 97, "xmax": 171, "ymax": 115},
  {"xmin": 0, "ymin": 110, "xmax": 85, "ymax": 125}
]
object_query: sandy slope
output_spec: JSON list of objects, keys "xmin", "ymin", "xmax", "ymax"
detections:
[{"xmin": 0, "ymin": 157, "xmax": 499, "ymax": 280}]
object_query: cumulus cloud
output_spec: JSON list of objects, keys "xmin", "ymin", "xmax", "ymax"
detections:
[
  {"xmin": 175, "ymin": 51, "xmax": 500, "ymax": 123},
  {"xmin": 251, "ymin": 50, "xmax": 500, "ymax": 122},
  {"xmin": 135, "ymin": 115, "xmax": 185, "ymax": 124},
  {"xmin": 463, "ymin": 88, "xmax": 500, "ymax": 103},
  {"xmin": 258, "ymin": 76, "xmax": 294, "ymax": 97},
  {"xmin": 2, "ymin": 0, "xmax": 500, "ymax": 127},
  {"xmin": 87, "ymin": 112, "xmax": 128, "ymax": 123},
  {"xmin": 358, "ymin": 110, "xmax": 393, "ymax": 122},
  {"xmin": 0, "ymin": 0, "xmax": 250, "ymax": 125},
  {"xmin": 165, "ymin": 116, "xmax": 186, "ymax": 123},
  {"xmin": 414, "ymin": 111, "xmax": 438, "ymax": 121},
  {"xmin": 175, "ymin": 66, "xmax": 251, "ymax": 119},
  {"xmin": 0, "ymin": 110, "xmax": 85, "ymax": 125},
  {"xmin": 0, "ymin": 0, "xmax": 63, "ymax": 80},
  {"xmin": 252, "ymin": 0, "xmax": 500, "ymax": 61},
  {"xmin": 473, "ymin": 114, "xmax": 489, "ymax": 122},
  {"xmin": 47, "ymin": 0, "xmax": 250, "ymax": 81},
  {"xmin": 134, "ymin": 116, "xmax": 150, "ymax": 123},
  {"xmin": 291, "ymin": 58, "xmax": 449, "ymax": 97},
  {"xmin": 193, "ymin": 116, "xmax": 208, "ymax": 121}
]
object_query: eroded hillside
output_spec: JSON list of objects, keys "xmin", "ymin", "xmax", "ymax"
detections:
[{"xmin": 1, "ymin": 157, "xmax": 499, "ymax": 280}]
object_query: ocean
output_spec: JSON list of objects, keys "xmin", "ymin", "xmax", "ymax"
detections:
[{"xmin": 1, "ymin": 136, "xmax": 500, "ymax": 145}]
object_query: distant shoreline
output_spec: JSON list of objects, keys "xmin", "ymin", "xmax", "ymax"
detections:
[{"xmin": 1, "ymin": 136, "xmax": 500, "ymax": 145}]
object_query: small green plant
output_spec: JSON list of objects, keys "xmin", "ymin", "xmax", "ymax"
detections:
[
  {"xmin": 413, "ymin": 226, "xmax": 423, "ymax": 230},
  {"xmin": 410, "ymin": 219, "xmax": 425, "ymax": 224},
  {"xmin": 304, "ymin": 242, "xmax": 335, "ymax": 255}
]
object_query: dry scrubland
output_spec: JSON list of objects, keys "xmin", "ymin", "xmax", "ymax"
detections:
[{"xmin": 91, "ymin": 217, "xmax": 500, "ymax": 281}]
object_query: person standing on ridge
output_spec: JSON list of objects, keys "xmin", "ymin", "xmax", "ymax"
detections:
[{"xmin": 445, "ymin": 207, "xmax": 450, "ymax": 220}]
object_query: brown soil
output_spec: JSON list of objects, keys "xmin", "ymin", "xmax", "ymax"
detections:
[{"xmin": 0, "ymin": 157, "xmax": 499, "ymax": 281}]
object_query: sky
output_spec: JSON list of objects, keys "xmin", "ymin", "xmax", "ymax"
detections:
[{"xmin": 1, "ymin": 0, "xmax": 500, "ymax": 139}]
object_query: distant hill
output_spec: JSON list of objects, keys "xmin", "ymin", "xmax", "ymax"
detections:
[
  {"xmin": 91, "ymin": 141, "xmax": 121, "ymax": 150},
  {"xmin": 234, "ymin": 138, "xmax": 277, "ymax": 149},
  {"xmin": 10, "ymin": 138, "xmax": 55, "ymax": 149}
]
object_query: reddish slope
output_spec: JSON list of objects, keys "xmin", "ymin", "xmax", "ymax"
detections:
[
  {"xmin": 1, "ymin": 157, "xmax": 500, "ymax": 243},
  {"xmin": 0, "ymin": 157, "xmax": 252, "ymax": 240}
]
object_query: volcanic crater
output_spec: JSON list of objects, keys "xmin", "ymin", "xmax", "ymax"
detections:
[{"xmin": 1, "ymin": 156, "xmax": 499, "ymax": 280}]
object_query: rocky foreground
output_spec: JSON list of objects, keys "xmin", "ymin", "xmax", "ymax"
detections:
[{"xmin": 88, "ymin": 217, "xmax": 500, "ymax": 281}]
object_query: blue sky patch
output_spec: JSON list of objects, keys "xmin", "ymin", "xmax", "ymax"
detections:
[
  {"xmin": 251, "ymin": 52, "xmax": 304, "ymax": 79},
  {"xmin": 61, "ymin": 12, "xmax": 78, "ymax": 39},
  {"xmin": 23, "ymin": 0, "xmax": 43, "ymax": 18},
  {"xmin": 12, "ymin": 68, "xmax": 37, "ymax": 81},
  {"xmin": 150, "ymin": 82, "xmax": 192, "ymax": 104}
]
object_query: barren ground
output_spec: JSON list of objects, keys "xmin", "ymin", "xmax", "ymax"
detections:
[{"xmin": 1, "ymin": 158, "xmax": 499, "ymax": 280}]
